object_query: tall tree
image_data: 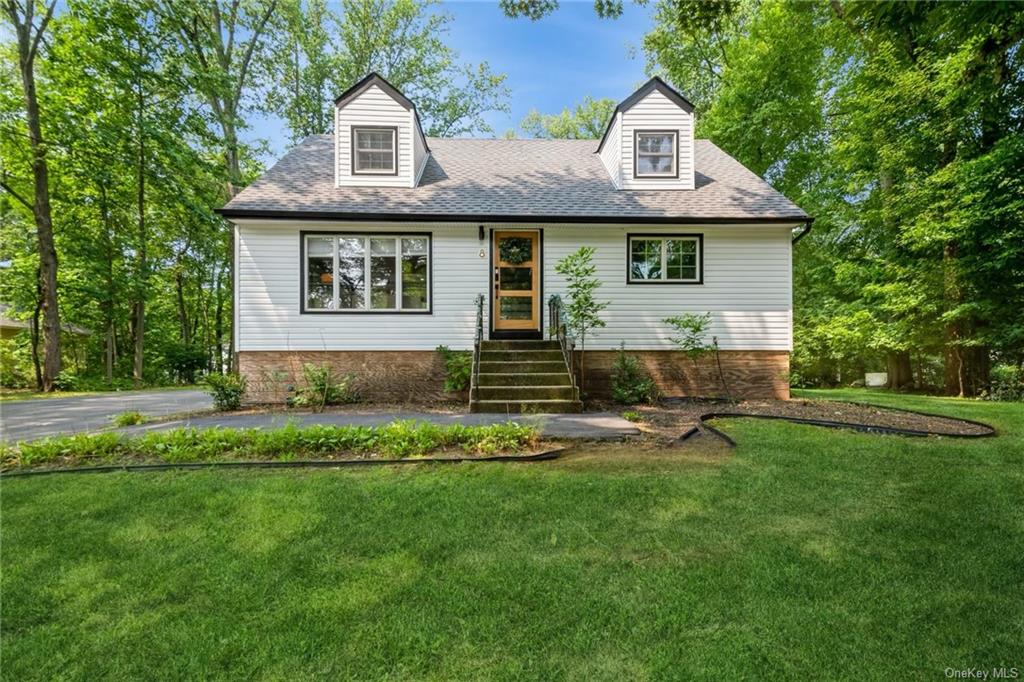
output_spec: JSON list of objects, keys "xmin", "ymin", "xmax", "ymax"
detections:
[
  {"xmin": 520, "ymin": 96, "xmax": 616, "ymax": 139},
  {"xmin": 3, "ymin": 0, "xmax": 61, "ymax": 390},
  {"xmin": 268, "ymin": 0, "xmax": 509, "ymax": 142},
  {"xmin": 158, "ymin": 0, "xmax": 279, "ymax": 369}
]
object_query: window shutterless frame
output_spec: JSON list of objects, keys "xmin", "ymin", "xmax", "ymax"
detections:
[
  {"xmin": 625, "ymin": 233, "xmax": 703, "ymax": 285},
  {"xmin": 350, "ymin": 126, "xmax": 399, "ymax": 176},
  {"xmin": 633, "ymin": 129, "xmax": 679, "ymax": 179},
  {"xmin": 299, "ymin": 231, "xmax": 432, "ymax": 314}
]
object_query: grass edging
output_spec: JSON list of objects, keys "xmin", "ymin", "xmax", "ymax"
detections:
[
  {"xmin": 680, "ymin": 410, "xmax": 997, "ymax": 448},
  {"xmin": 0, "ymin": 447, "xmax": 566, "ymax": 478}
]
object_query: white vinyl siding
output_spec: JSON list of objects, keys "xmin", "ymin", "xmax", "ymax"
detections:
[
  {"xmin": 412, "ymin": 109, "xmax": 429, "ymax": 187},
  {"xmin": 236, "ymin": 222, "xmax": 792, "ymax": 352},
  {"xmin": 545, "ymin": 225, "xmax": 790, "ymax": 350},
  {"xmin": 599, "ymin": 112, "xmax": 623, "ymax": 189},
  {"xmin": 335, "ymin": 84, "xmax": 413, "ymax": 188},
  {"xmin": 620, "ymin": 89, "xmax": 695, "ymax": 190}
]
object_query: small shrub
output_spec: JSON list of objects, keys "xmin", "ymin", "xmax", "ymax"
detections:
[
  {"xmin": 112, "ymin": 410, "xmax": 147, "ymax": 427},
  {"xmin": 610, "ymin": 343, "xmax": 657, "ymax": 404},
  {"xmin": 291, "ymin": 364, "xmax": 359, "ymax": 412},
  {"xmin": 621, "ymin": 410, "xmax": 641, "ymax": 423},
  {"xmin": 436, "ymin": 345, "xmax": 472, "ymax": 392},
  {"xmin": 986, "ymin": 364, "xmax": 1024, "ymax": 402},
  {"xmin": 203, "ymin": 373, "xmax": 247, "ymax": 411}
]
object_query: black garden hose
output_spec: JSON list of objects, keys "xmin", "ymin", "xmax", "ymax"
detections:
[{"xmin": 0, "ymin": 447, "xmax": 566, "ymax": 478}]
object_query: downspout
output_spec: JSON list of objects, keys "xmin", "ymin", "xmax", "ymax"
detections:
[{"xmin": 792, "ymin": 217, "xmax": 815, "ymax": 244}]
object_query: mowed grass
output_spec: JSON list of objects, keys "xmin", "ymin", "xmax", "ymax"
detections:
[{"xmin": 2, "ymin": 391, "xmax": 1022, "ymax": 680}]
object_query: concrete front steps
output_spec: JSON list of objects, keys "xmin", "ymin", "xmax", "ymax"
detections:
[{"xmin": 471, "ymin": 340, "xmax": 582, "ymax": 413}]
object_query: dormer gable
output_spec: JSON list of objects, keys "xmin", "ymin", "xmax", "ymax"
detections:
[
  {"xmin": 596, "ymin": 77, "xmax": 696, "ymax": 191},
  {"xmin": 334, "ymin": 73, "xmax": 430, "ymax": 189}
]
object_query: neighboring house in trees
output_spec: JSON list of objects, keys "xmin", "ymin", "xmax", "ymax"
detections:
[{"xmin": 218, "ymin": 73, "xmax": 810, "ymax": 411}]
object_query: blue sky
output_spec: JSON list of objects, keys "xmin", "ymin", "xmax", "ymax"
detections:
[{"xmin": 246, "ymin": 1, "xmax": 656, "ymax": 162}]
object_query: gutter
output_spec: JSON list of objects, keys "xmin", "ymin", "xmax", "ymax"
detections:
[
  {"xmin": 791, "ymin": 217, "xmax": 815, "ymax": 244},
  {"xmin": 214, "ymin": 208, "xmax": 811, "ymax": 227}
]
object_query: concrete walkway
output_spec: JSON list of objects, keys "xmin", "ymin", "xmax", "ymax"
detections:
[
  {"xmin": 2, "ymin": 389, "xmax": 211, "ymax": 442},
  {"xmin": 118, "ymin": 410, "xmax": 640, "ymax": 440}
]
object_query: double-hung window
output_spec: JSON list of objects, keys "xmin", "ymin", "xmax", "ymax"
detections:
[
  {"xmin": 634, "ymin": 130, "xmax": 677, "ymax": 177},
  {"xmin": 304, "ymin": 234, "xmax": 430, "ymax": 312},
  {"xmin": 352, "ymin": 127, "xmax": 397, "ymax": 175},
  {"xmin": 627, "ymin": 234, "xmax": 702, "ymax": 284}
]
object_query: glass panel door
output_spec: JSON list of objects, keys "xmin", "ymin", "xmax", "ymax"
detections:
[{"xmin": 493, "ymin": 231, "xmax": 539, "ymax": 331}]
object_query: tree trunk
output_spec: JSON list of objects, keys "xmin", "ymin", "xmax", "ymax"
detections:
[
  {"xmin": 12, "ymin": 8, "xmax": 61, "ymax": 391},
  {"xmin": 886, "ymin": 351, "xmax": 913, "ymax": 390},
  {"xmin": 214, "ymin": 263, "xmax": 224, "ymax": 373},
  {"xmin": 176, "ymin": 268, "xmax": 191, "ymax": 346},
  {"xmin": 133, "ymin": 47, "xmax": 147, "ymax": 387},
  {"xmin": 30, "ymin": 278, "xmax": 42, "ymax": 390}
]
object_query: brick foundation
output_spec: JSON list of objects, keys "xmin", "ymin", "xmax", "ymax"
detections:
[
  {"xmin": 238, "ymin": 349, "xmax": 789, "ymax": 404},
  {"xmin": 238, "ymin": 351, "xmax": 451, "ymax": 404},
  {"xmin": 577, "ymin": 350, "xmax": 790, "ymax": 400}
]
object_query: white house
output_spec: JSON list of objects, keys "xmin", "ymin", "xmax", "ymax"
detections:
[{"xmin": 218, "ymin": 73, "xmax": 810, "ymax": 411}]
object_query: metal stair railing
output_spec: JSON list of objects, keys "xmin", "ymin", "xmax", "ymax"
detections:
[
  {"xmin": 470, "ymin": 293, "xmax": 484, "ymax": 406},
  {"xmin": 547, "ymin": 294, "xmax": 578, "ymax": 401}
]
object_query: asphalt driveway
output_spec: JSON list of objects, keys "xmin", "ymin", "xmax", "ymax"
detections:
[
  {"xmin": 1, "ymin": 388, "xmax": 639, "ymax": 443},
  {"xmin": 1, "ymin": 389, "xmax": 212, "ymax": 442}
]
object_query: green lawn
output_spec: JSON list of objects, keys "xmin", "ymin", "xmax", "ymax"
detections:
[{"xmin": 2, "ymin": 391, "xmax": 1022, "ymax": 679}]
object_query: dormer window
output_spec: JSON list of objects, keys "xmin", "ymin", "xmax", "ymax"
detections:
[
  {"xmin": 634, "ymin": 131, "xmax": 677, "ymax": 178},
  {"xmin": 352, "ymin": 127, "xmax": 397, "ymax": 175}
]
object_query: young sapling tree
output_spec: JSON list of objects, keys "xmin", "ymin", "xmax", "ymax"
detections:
[{"xmin": 554, "ymin": 246, "xmax": 609, "ymax": 396}]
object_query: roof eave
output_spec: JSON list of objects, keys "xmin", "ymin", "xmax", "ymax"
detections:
[{"xmin": 215, "ymin": 207, "xmax": 810, "ymax": 225}]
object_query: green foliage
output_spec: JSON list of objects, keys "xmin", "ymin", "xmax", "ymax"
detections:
[
  {"xmin": 436, "ymin": 345, "xmax": 472, "ymax": 392},
  {"xmin": 202, "ymin": 373, "xmax": 247, "ymax": 411},
  {"xmin": 663, "ymin": 313, "xmax": 713, "ymax": 360},
  {"xmin": 644, "ymin": 0, "xmax": 1024, "ymax": 396},
  {"xmin": 269, "ymin": 0, "xmax": 509, "ymax": 140},
  {"xmin": 554, "ymin": 247, "xmax": 609, "ymax": 394},
  {"xmin": 3, "ymin": 420, "xmax": 539, "ymax": 468},
  {"xmin": 112, "ymin": 411, "xmax": 147, "ymax": 427},
  {"xmin": 610, "ymin": 343, "xmax": 658, "ymax": 404},
  {"xmin": 520, "ymin": 96, "xmax": 617, "ymax": 139},
  {"xmin": 291, "ymin": 364, "xmax": 359, "ymax": 412},
  {"xmin": 621, "ymin": 410, "xmax": 641, "ymax": 422},
  {"xmin": 162, "ymin": 342, "xmax": 207, "ymax": 385},
  {"xmin": 0, "ymin": 341, "xmax": 34, "ymax": 389},
  {"xmin": 986, "ymin": 365, "xmax": 1024, "ymax": 403}
]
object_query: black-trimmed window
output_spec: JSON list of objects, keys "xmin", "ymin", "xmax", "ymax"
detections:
[
  {"xmin": 352, "ymin": 127, "xmax": 397, "ymax": 175},
  {"xmin": 628, "ymin": 234, "xmax": 702, "ymax": 284},
  {"xmin": 634, "ymin": 130, "xmax": 677, "ymax": 177},
  {"xmin": 303, "ymin": 234, "xmax": 429, "ymax": 312}
]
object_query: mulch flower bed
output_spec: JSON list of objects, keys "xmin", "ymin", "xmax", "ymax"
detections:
[{"xmin": 623, "ymin": 398, "xmax": 992, "ymax": 440}]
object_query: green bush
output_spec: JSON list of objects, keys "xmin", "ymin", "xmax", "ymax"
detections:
[
  {"xmin": 112, "ymin": 410, "xmax": 147, "ymax": 427},
  {"xmin": 291, "ymin": 364, "xmax": 359, "ymax": 412},
  {"xmin": 621, "ymin": 410, "xmax": 641, "ymax": 423},
  {"xmin": 987, "ymin": 364, "xmax": 1024, "ymax": 402},
  {"xmin": 203, "ymin": 373, "xmax": 247, "ymax": 411},
  {"xmin": 610, "ymin": 343, "xmax": 657, "ymax": 404},
  {"xmin": 2, "ymin": 420, "xmax": 540, "ymax": 469},
  {"xmin": 436, "ymin": 345, "xmax": 472, "ymax": 392}
]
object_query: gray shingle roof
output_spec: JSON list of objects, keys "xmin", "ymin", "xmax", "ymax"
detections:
[{"xmin": 220, "ymin": 135, "xmax": 809, "ymax": 222}]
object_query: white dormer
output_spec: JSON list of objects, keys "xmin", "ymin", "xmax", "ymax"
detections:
[
  {"xmin": 334, "ymin": 73, "xmax": 430, "ymax": 189},
  {"xmin": 596, "ymin": 77, "xmax": 696, "ymax": 190}
]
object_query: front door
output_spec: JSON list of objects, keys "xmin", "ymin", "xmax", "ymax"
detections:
[{"xmin": 493, "ymin": 230, "xmax": 540, "ymax": 334}]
